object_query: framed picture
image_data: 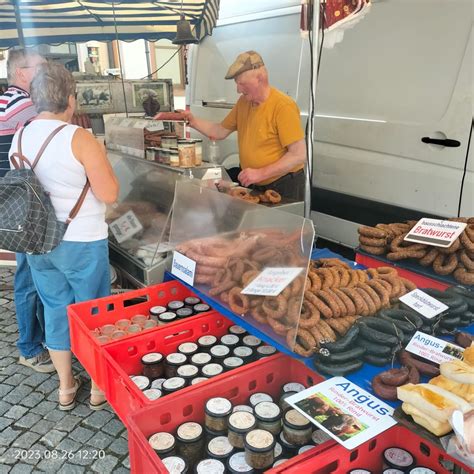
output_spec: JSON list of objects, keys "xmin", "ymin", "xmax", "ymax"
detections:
[
  {"xmin": 76, "ymin": 83, "xmax": 112, "ymax": 109},
  {"xmin": 132, "ymin": 82, "xmax": 169, "ymax": 109}
]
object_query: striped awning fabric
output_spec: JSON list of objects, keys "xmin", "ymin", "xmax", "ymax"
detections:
[{"xmin": 0, "ymin": 0, "xmax": 220, "ymax": 48}]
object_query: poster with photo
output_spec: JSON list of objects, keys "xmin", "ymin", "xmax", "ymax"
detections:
[
  {"xmin": 76, "ymin": 83, "xmax": 112, "ymax": 109},
  {"xmin": 287, "ymin": 377, "xmax": 396, "ymax": 450},
  {"xmin": 132, "ymin": 82, "xmax": 168, "ymax": 109}
]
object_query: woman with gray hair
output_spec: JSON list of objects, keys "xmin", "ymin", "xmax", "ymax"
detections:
[{"xmin": 9, "ymin": 62, "xmax": 119, "ymax": 411}]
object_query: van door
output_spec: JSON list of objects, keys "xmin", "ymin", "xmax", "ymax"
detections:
[{"xmin": 312, "ymin": 0, "xmax": 472, "ymax": 247}]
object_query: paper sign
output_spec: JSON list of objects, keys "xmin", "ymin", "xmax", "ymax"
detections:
[
  {"xmin": 287, "ymin": 377, "xmax": 396, "ymax": 450},
  {"xmin": 202, "ymin": 168, "xmax": 222, "ymax": 180},
  {"xmin": 399, "ymin": 289, "xmax": 449, "ymax": 319},
  {"xmin": 109, "ymin": 210, "xmax": 143, "ymax": 244},
  {"xmin": 404, "ymin": 218, "xmax": 467, "ymax": 247},
  {"xmin": 171, "ymin": 251, "xmax": 196, "ymax": 286},
  {"xmin": 241, "ymin": 267, "xmax": 303, "ymax": 296},
  {"xmin": 406, "ymin": 331, "xmax": 464, "ymax": 364},
  {"xmin": 146, "ymin": 122, "xmax": 165, "ymax": 132}
]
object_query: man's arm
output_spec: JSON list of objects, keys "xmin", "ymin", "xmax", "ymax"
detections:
[{"xmin": 238, "ymin": 138, "xmax": 306, "ymax": 187}]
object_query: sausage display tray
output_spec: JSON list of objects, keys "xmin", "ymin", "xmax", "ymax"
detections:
[
  {"xmin": 126, "ymin": 353, "xmax": 332, "ymax": 474},
  {"xmin": 67, "ymin": 280, "xmax": 213, "ymax": 391}
]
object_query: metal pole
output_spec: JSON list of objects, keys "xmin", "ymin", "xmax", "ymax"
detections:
[
  {"xmin": 144, "ymin": 40, "xmax": 152, "ymax": 78},
  {"xmin": 112, "ymin": 1, "xmax": 129, "ymax": 117},
  {"xmin": 13, "ymin": 0, "xmax": 25, "ymax": 48}
]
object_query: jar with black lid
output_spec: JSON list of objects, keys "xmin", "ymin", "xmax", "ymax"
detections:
[
  {"xmin": 162, "ymin": 376, "xmax": 186, "ymax": 395},
  {"xmin": 150, "ymin": 378, "xmax": 165, "ymax": 391},
  {"xmin": 232, "ymin": 404, "xmax": 253, "ymax": 414},
  {"xmin": 162, "ymin": 456, "xmax": 188, "ymax": 474},
  {"xmin": 227, "ymin": 451, "xmax": 255, "ymax": 474},
  {"xmin": 227, "ymin": 411, "xmax": 257, "ymax": 449},
  {"xmin": 254, "ymin": 401, "xmax": 282, "ymax": 435},
  {"xmin": 159, "ymin": 311, "xmax": 177, "ymax": 325},
  {"xmin": 383, "ymin": 447, "xmax": 415, "ymax": 471},
  {"xmin": 191, "ymin": 352, "xmax": 212, "ymax": 369},
  {"xmin": 143, "ymin": 388, "xmax": 162, "ymax": 401},
  {"xmin": 223, "ymin": 356, "xmax": 244, "ymax": 371},
  {"xmin": 149, "ymin": 305, "xmax": 167, "ymax": 319},
  {"xmin": 242, "ymin": 335, "xmax": 261, "ymax": 349},
  {"xmin": 205, "ymin": 397, "xmax": 232, "ymax": 433},
  {"xmin": 197, "ymin": 335, "xmax": 217, "ymax": 352},
  {"xmin": 279, "ymin": 431, "xmax": 298, "ymax": 456},
  {"xmin": 204, "ymin": 425, "xmax": 223, "ymax": 444},
  {"xmin": 130, "ymin": 375, "xmax": 151, "ymax": 391},
  {"xmin": 184, "ymin": 296, "xmax": 201, "ymax": 307},
  {"xmin": 311, "ymin": 429, "xmax": 332, "ymax": 445},
  {"xmin": 298, "ymin": 445, "xmax": 315, "ymax": 455},
  {"xmin": 273, "ymin": 441, "xmax": 283, "ymax": 461},
  {"xmin": 178, "ymin": 342, "xmax": 198, "ymax": 357},
  {"xmin": 228, "ymin": 325, "xmax": 247, "ymax": 339},
  {"xmin": 244, "ymin": 429, "xmax": 275, "ymax": 470},
  {"xmin": 256, "ymin": 345, "xmax": 277, "ymax": 358},
  {"xmin": 176, "ymin": 421, "xmax": 204, "ymax": 467},
  {"xmin": 148, "ymin": 432, "xmax": 176, "ymax": 457},
  {"xmin": 220, "ymin": 334, "xmax": 239, "ymax": 350},
  {"xmin": 177, "ymin": 364, "xmax": 199, "ymax": 385},
  {"xmin": 176, "ymin": 307, "xmax": 194, "ymax": 319},
  {"xmin": 141, "ymin": 352, "xmax": 164, "ymax": 380},
  {"xmin": 279, "ymin": 391, "xmax": 297, "ymax": 413},
  {"xmin": 233, "ymin": 346, "xmax": 254, "ymax": 364},
  {"xmin": 194, "ymin": 303, "xmax": 211, "ymax": 314},
  {"xmin": 165, "ymin": 352, "xmax": 188, "ymax": 378},
  {"xmin": 190, "ymin": 376, "xmax": 208, "ymax": 385},
  {"xmin": 210, "ymin": 344, "xmax": 230, "ymax": 362},
  {"xmin": 195, "ymin": 458, "xmax": 225, "ymax": 474},
  {"xmin": 283, "ymin": 409, "xmax": 312, "ymax": 446},
  {"xmin": 201, "ymin": 363, "xmax": 224, "ymax": 378},
  {"xmin": 249, "ymin": 392, "xmax": 273, "ymax": 408},
  {"xmin": 168, "ymin": 300, "xmax": 185, "ymax": 311},
  {"xmin": 206, "ymin": 435, "xmax": 234, "ymax": 461},
  {"xmin": 281, "ymin": 382, "xmax": 305, "ymax": 395}
]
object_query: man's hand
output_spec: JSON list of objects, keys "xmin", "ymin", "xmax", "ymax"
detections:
[{"xmin": 238, "ymin": 168, "xmax": 266, "ymax": 187}]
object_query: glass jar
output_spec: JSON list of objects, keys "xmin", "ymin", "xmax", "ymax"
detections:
[
  {"xmin": 197, "ymin": 335, "xmax": 217, "ymax": 352},
  {"xmin": 143, "ymin": 388, "xmax": 162, "ymax": 401},
  {"xmin": 192, "ymin": 139, "xmax": 203, "ymax": 166},
  {"xmin": 220, "ymin": 334, "xmax": 240, "ymax": 350},
  {"xmin": 206, "ymin": 435, "xmax": 234, "ymax": 461},
  {"xmin": 161, "ymin": 377, "xmax": 186, "ymax": 395},
  {"xmin": 178, "ymin": 139, "xmax": 195, "ymax": 168},
  {"xmin": 227, "ymin": 411, "xmax": 257, "ymax": 449},
  {"xmin": 383, "ymin": 447, "xmax": 415, "ymax": 471},
  {"xmin": 242, "ymin": 335, "xmax": 262, "ymax": 350},
  {"xmin": 176, "ymin": 364, "xmax": 199, "ymax": 385},
  {"xmin": 244, "ymin": 429, "xmax": 275, "ymax": 470},
  {"xmin": 254, "ymin": 401, "xmax": 282, "ymax": 436},
  {"xmin": 229, "ymin": 325, "xmax": 247, "ymax": 339},
  {"xmin": 131, "ymin": 314, "xmax": 149, "ymax": 327},
  {"xmin": 298, "ymin": 445, "xmax": 315, "ymax": 455},
  {"xmin": 193, "ymin": 303, "xmax": 211, "ymax": 314},
  {"xmin": 205, "ymin": 397, "xmax": 232, "ymax": 433},
  {"xmin": 201, "ymin": 363, "xmax": 224, "ymax": 378},
  {"xmin": 161, "ymin": 135, "xmax": 178, "ymax": 149},
  {"xmin": 176, "ymin": 421, "xmax": 204, "ymax": 467},
  {"xmin": 162, "ymin": 456, "xmax": 187, "ymax": 474},
  {"xmin": 190, "ymin": 376, "xmax": 208, "ymax": 385},
  {"xmin": 227, "ymin": 451, "xmax": 255, "ymax": 474},
  {"xmin": 210, "ymin": 344, "xmax": 230, "ymax": 362},
  {"xmin": 282, "ymin": 409, "xmax": 312, "ymax": 446},
  {"xmin": 312, "ymin": 429, "xmax": 332, "ymax": 445},
  {"xmin": 249, "ymin": 392, "xmax": 273, "ymax": 409},
  {"xmin": 184, "ymin": 296, "xmax": 201, "ymax": 307},
  {"xmin": 158, "ymin": 311, "xmax": 177, "ymax": 325},
  {"xmin": 279, "ymin": 431, "xmax": 298, "ymax": 456},
  {"xmin": 223, "ymin": 357, "xmax": 244, "ymax": 372},
  {"xmin": 273, "ymin": 459, "xmax": 289, "ymax": 468},
  {"xmin": 149, "ymin": 305, "xmax": 167, "ymax": 319},
  {"xmin": 169, "ymin": 148, "xmax": 180, "ymax": 167},
  {"xmin": 256, "ymin": 345, "xmax": 277, "ymax": 358},
  {"xmin": 148, "ymin": 432, "xmax": 176, "ymax": 457},
  {"xmin": 100, "ymin": 324, "xmax": 116, "ymax": 337},
  {"xmin": 141, "ymin": 352, "xmax": 164, "ymax": 380},
  {"xmin": 110, "ymin": 330, "xmax": 126, "ymax": 340},
  {"xmin": 165, "ymin": 353, "xmax": 188, "ymax": 378},
  {"xmin": 128, "ymin": 324, "xmax": 142, "ymax": 334},
  {"xmin": 279, "ymin": 391, "xmax": 297, "ymax": 413},
  {"xmin": 115, "ymin": 319, "xmax": 131, "ymax": 331},
  {"xmin": 168, "ymin": 300, "xmax": 185, "ymax": 311},
  {"xmin": 176, "ymin": 307, "xmax": 193, "ymax": 319},
  {"xmin": 143, "ymin": 320, "xmax": 157, "ymax": 330},
  {"xmin": 233, "ymin": 346, "xmax": 254, "ymax": 364},
  {"xmin": 178, "ymin": 342, "xmax": 198, "ymax": 357},
  {"xmin": 151, "ymin": 378, "xmax": 166, "ymax": 390},
  {"xmin": 130, "ymin": 375, "xmax": 150, "ymax": 391},
  {"xmin": 191, "ymin": 352, "xmax": 212, "ymax": 369},
  {"xmin": 232, "ymin": 405, "xmax": 254, "ymax": 414},
  {"xmin": 281, "ymin": 382, "xmax": 305, "ymax": 395},
  {"xmin": 274, "ymin": 441, "xmax": 283, "ymax": 461},
  {"xmin": 195, "ymin": 459, "xmax": 225, "ymax": 474}
]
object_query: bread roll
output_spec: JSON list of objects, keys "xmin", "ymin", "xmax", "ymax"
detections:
[
  {"xmin": 440, "ymin": 359, "xmax": 474, "ymax": 385},
  {"xmin": 429, "ymin": 375, "xmax": 474, "ymax": 403},
  {"xmin": 401, "ymin": 402, "xmax": 452, "ymax": 436}
]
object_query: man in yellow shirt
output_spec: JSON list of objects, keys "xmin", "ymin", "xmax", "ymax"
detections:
[{"xmin": 182, "ymin": 51, "xmax": 306, "ymax": 200}]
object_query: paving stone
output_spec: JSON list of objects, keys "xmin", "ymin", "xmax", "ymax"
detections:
[
  {"xmin": 40, "ymin": 429, "xmax": 66, "ymax": 449},
  {"xmin": 56, "ymin": 438, "xmax": 82, "ymax": 454},
  {"xmin": 3, "ymin": 386, "xmax": 34, "ymax": 405},
  {"xmin": 54, "ymin": 415, "xmax": 82, "ymax": 433},
  {"xmin": 91, "ymin": 454, "xmax": 118, "ymax": 473},
  {"xmin": 2, "ymin": 374, "xmax": 26, "ymax": 386},
  {"xmin": 0, "ymin": 417, "xmax": 14, "ymax": 431},
  {"xmin": 69, "ymin": 426, "xmax": 94, "ymax": 444},
  {"xmin": 30, "ymin": 400, "xmax": 56, "ymax": 416},
  {"xmin": 12, "ymin": 432, "xmax": 42, "ymax": 450},
  {"xmin": 15, "ymin": 444, "xmax": 44, "ymax": 466},
  {"xmin": 68, "ymin": 453, "xmax": 96, "ymax": 467},
  {"xmin": 122, "ymin": 456, "xmax": 130, "ymax": 469},
  {"xmin": 4, "ymin": 405, "xmax": 28, "ymax": 421},
  {"xmin": 102, "ymin": 419, "xmax": 124, "ymax": 437},
  {"xmin": 111, "ymin": 468, "xmax": 129, "ymax": 474},
  {"xmin": 22, "ymin": 373, "xmax": 50, "ymax": 388},
  {"xmin": 30, "ymin": 420, "xmax": 55, "ymax": 436},
  {"xmin": 108, "ymin": 437, "xmax": 128, "ymax": 456},
  {"xmin": 0, "ymin": 465, "xmax": 10, "ymax": 474},
  {"xmin": 0, "ymin": 427, "xmax": 22, "ymax": 446},
  {"xmin": 83, "ymin": 410, "xmax": 114, "ymax": 429},
  {"xmin": 19, "ymin": 392, "xmax": 43, "ymax": 409},
  {"xmin": 36, "ymin": 379, "xmax": 58, "ymax": 394},
  {"xmin": 0, "ymin": 401, "xmax": 13, "ymax": 417},
  {"xmin": 70, "ymin": 404, "xmax": 91, "ymax": 418},
  {"xmin": 9, "ymin": 464, "xmax": 34, "ymax": 474},
  {"xmin": 85, "ymin": 432, "xmax": 114, "ymax": 450},
  {"xmin": 13, "ymin": 413, "xmax": 41, "ymax": 429},
  {"xmin": 57, "ymin": 465, "xmax": 85, "ymax": 474},
  {"xmin": 36, "ymin": 457, "xmax": 65, "ymax": 473},
  {"xmin": 0, "ymin": 384, "xmax": 14, "ymax": 398},
  {"xmin": 43, "ymin": 409, "xmax": 66, "ymax": 423}
]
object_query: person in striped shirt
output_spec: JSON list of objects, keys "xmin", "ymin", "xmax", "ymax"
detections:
[{"xmin": 1, "ymin": 49, "xmax": 54, "ymax": 373}]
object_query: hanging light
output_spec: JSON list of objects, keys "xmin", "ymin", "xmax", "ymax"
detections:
[{"xmin": 172, "ymin": 0, "xmax": 198, "ymax": 45}]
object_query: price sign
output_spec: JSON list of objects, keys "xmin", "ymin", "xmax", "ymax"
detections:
[
  {"xmin": 109, "ymin": 210, "xmax": 143, "ymax": 244},
  {"xmin": 171, "ymin": 251, "xmax": 196, "ymax": 286},
  {"xmin": 399, "ymin": 289, "xmax": 449, "ymax": 319},
  {"xmin": 241, "ymin": 267, "xmax": 303, "ymax": 296},
  {"xmin": 146, "ymin": 122, "xmax": 165, "ymax": 132},
  {"xmin": 404, "ymin": 218, "xmax": 466, "ymax": 248},
  {"xmin": 406, "ymin": 331, "xmax": 464, "ymax": 364}
]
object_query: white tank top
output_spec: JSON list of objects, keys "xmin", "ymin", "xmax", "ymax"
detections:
[{"xmin": 10, "ymin": 119, "xmax": 108, "ymax": 242}]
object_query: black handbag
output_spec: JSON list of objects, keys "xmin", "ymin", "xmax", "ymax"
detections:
[{"xmin": 0, "ymin": 124, "xmax": 89, "ymax": 254}]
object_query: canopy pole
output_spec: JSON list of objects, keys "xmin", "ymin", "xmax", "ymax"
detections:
[
  {"xmin": 13, "ymin": 0, "xmax": 25, "ymax": 48},
  {"xmin": 112, "ymin": 1, "xmax": 129, "ymax": 117}
]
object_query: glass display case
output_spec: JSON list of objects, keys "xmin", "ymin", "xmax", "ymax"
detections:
[
  {"xmin": 106, "ymin": 152, "xmax": 231, "ymax": 287},
  {"xmin": 169, "ymin": 181, "xmax": 315, "ymax": 352}
]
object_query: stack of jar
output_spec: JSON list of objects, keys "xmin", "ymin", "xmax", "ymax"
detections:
[
  {"xmin": 130, "ymin": 325, "xmax": 278, "ymax": 401},
  {"xmin": 160, "ymin": 135, "xmax": 203, "ymax": 168},
  {"xmin": 148, "ymin": 381, "xmax": 333, "ymax": 473}
]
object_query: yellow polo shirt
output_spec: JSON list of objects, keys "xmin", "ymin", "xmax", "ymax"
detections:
[{"xmin": 221, "ymin": 87, "xmax": 304, "ymax": 185}]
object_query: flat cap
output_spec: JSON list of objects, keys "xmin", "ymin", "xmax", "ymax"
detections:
[{"xmin": 224, "ymin": 51, "xmax": 265, "ymax": 80}]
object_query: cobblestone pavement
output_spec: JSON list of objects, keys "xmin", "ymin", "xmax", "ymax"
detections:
[{"xmin": 0, "ymin": 266, "xmax": 131, "ymax": 473}]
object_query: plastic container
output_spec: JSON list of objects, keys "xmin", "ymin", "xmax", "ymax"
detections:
[
  {"xmin": 68, "ymin": 280, "xmax": 210, "ymax": 391},
  {"xmin": 127, "ymin": 355, "xmax": 327, "ymax": 474}
]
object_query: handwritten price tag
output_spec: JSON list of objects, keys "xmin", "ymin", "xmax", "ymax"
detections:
[
  {"xmin": 241, "ymin": 267, "xmax": 303, "ymax": 296},
  {"xmin": 399, "ymin": 289, "xmax": 448, "ymax": 319},
  {"xmin": 109, "ymin": 210, "xmax": 143, "ymax": 244}
]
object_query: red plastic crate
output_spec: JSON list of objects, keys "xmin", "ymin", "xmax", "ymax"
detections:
[
  {"xmin": 67, "ymin": 281, "xmax": 212, "ymax": 391},
  {"xmin": 127, "ymin": 354, "xmax": 333, "ymax": 474},
  {"xmin": 356, "ymin": 252, "xmax": 450, "ymax": 290},
  {"xmin": 103, "ymin": 311, "xmax": 244, "ymax": 424},
  {"xmin": 278, "ymin": 424, "xmax": 470, "ymax": 473}
]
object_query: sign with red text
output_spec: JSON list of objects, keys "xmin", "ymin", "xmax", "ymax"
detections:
[
  {"xmin": 241, "ymin": 267, "xmax": 303, "ymax": 296},
  {"xmin": 109, "ymin": 210, "xmax": 143, "ymax": 244},
  {"xmin": 406, "ymin": 331, "xmax": 464, "ymax": 364},
  {"xmin": 404, "ymin": 218, "xmax": 466, "ymax": 248}
]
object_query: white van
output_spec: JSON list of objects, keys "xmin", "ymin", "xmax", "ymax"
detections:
[{"xmin": 188, "ymin": 0, "xmax": 473, "ymax": 248}]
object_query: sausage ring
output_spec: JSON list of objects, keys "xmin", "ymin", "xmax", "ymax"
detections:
[
  {"xmin": 304, "ymin": 291, "xmax": 333, "ymax": 318},
  {"xmin": 267, "ymin": 315, "xmax": 289, "ymax": 335},
  {"xmin": 318, "ymin": 268, "xmax": 335, "ymax": 290},
  {"xmin": 459, "ymin": 250, "xmax": 474, "ymax": 271},
  {"xmin": 242, "ymin": 270, "xmax": 260, "ymax": 287},
  {"xmin": 419, "ymin": 247, "xmax": 439, "ymax": 267},
  {"xmin": 228, "ymin": 287, "xmax": 250, "ymax": 315},
  {"xmin": 262, "ymin": 296, "xmax": 288, "ymax": 320},
  {"xmin": 316, "ymin": 290, "xmax": 342, "ymax": 318},
  {"xmin": 332, "ymin": 288, "xmax": 357, "ymax": 316},
  {"xmin": 226, "ymin": 257, "xmax": 245, "ymax": 282},
  {"xmin": 308, "ymin": 271, "xmax": 322, "ymax": 291},
  {"xmin": 360, "ymin": 244, "xmax": 386, "ymax": 255},
  {"xmin": 438, "ymin": 238, "xmax": 461, "ymax": 254},
  {"xmin": 358, "ymin": 283, "xmax": 383, "ymax": 311},
  {"xmin": 316, "ymin": 320, "xmax": 337, "ymax": 342},
  {"xmin": 241, "ymin": 194, "xmax": 260, "ymax": 204},
  {"xmin": 359, "ymin": 235, "xmax": 386, "ymax": 247},
  {"xmin": 337, "ymin": 267, "xmax": 351, "ymax": 287},
  {"xmin": 209, "ymin": 269, "xmax": 235, "ymax": 296},
  {"xmin": 251, "ymin": 305, "xmax": 268, "ymax": 324},
  {"xmin": 328, "ymin": 267, "xmax": 341, "ymax": 288},
  {"xmin": 365, "ymin": 279, "xmax": 390, "ymax": 308},
  {"xmin": 358, "ymin": 226, "xmax": 386, "ymax": 238},
  {"xmin": 264, "ymin": 189, "xmax": 282, "ymax": 204},
  {"xmin": 376, "ymin": 267, "xmax": 398, "ymax": 276},
  {"xmin": 387, "ymin": 249, "xmax": 427, "ymax": 260},
  {"xmin": 453, "ymin": 267, "xmax": 474, "ymax": 285},
  {"xmin": 400, "ymin": 277, "xmax": 417, "ymax": 292},
  {"xmin": 355, "ymin": 287, "xmax": 377, "ymax": 315},
  {"xmin": 433, "ymin": 253, "xmax": 458, "ymax": 275},
  {"xmin": 460, "ymin": 225, "xmax": 474, "ymax": 252},
  {"xmin": 229, "ymin": 187, "xmax": 250, "ymax": 198}
]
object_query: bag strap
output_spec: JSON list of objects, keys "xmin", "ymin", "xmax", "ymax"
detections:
[
  {"xmin": 9, "ymin": 127, "xmax": 30, "ymax": 170},
  {"xmin": 30, "ymin": 124, "xmax": 68, "ymax": 170},
  {"xmin": 66, "ymin": 180, "xmax": 90, "ymax": 224}
]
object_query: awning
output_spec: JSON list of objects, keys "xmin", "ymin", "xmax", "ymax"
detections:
[{"xmin": 0, "ymin": 0, "xmax": 220, "ymax": 48}]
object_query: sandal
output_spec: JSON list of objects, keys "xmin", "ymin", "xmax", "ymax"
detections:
[
  {"xmin": 89, "ymin": 388, "xmax": 108, "ymax": 411},
  {"xmin": 58, "ymin": 376, "xmax": 82, "ymax": 411}
]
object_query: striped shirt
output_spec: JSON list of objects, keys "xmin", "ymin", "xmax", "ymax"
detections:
[{"xmin": 0, "ymin": 86, "xmax": 36, "ymax": 177}]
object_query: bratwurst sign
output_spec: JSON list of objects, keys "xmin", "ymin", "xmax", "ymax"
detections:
[{"xmin": 404, "ymin": 218, "xmax": 467, "ymax": 248}]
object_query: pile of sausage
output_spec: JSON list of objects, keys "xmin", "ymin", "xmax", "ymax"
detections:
[
  {"xmin": 144, "ymin": 129, "xmax": 174, "ymax": 147},
  {"xmin": 228, "ymin": 187, "xmax": 282, "ymax": 205},
  {"xmin": 358, "ymin": 218, "xmax": 474, "ymax": 285}
]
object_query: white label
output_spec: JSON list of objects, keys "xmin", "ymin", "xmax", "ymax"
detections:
[
  {"xmin": 241, "ymin": 267, "xmax": 303, "ymax": 296},
  {"xmin": 208, "ymin": 436, "xmax": 233, "ymax": 456},
  {"xmin": 133, "ymin": 120, "xmax": 148, "ymax": 129},
  {"xmin": 287, "ymin": 377, "xmax": 396, "ymax": 450},
  {"xmin": 171, "ymin": 251, "xmax": 196, "ymax": 286},
  {"xmin": 109, "ymin": 210, "xmax": 143, "ymax": 244},
  {"xmin": 283, "ymin": 382, "xmax": 306, "ymax": 393},
  {"xmin": 207, "ymin": 397, "xmax": 232, "ymax": 415},
  {"xmin": 166, "ymin": 353, "xmax": 187, "ymax": 364},
  {"xmin": 250, "ymin": 392, "xmax": 273, "ymax": 406},
  {"xmin": 146, "ymin": 122, "xmax": 165, "ymax": 132},
  {"xmin": 163, "ymin": 377, "xmax": 184, "ymax": 390},
  {"xmin": 404, "ymin": 218, "xmax": 467, "ymax": 248},
  {"xmin": 202, "ymin": 168, "xmax": 222, "ymax": 180},
  {"xmin": 399, "ymin": 289, "xmax": 449, "ymax": 319},
  {"xmin": 406, "ymin": 331, "xmax": 464, "ymax": 364}
]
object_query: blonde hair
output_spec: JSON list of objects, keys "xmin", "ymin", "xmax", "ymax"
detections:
[
  {"xmin": 30, "ymin": 62, "xmax": 76, "ymax": 114},
  {"xmin": 6, "ymin": 48, "xmax": 42, "ymax": 83}
]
